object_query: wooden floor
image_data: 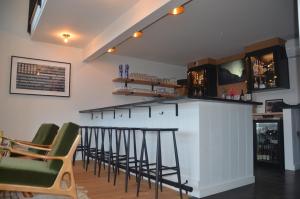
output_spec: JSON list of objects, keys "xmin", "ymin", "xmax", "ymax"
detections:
[
  {"xmin": 73, "ymin": 161, "xmax": 189, "ymax": 199},
  {"xmin": 197, "ymin": 167, "xmax": 300, "ymax": 199},
  {"xmin": 74, "ymin": 162, "xmax": 300, "ymax": 199}
]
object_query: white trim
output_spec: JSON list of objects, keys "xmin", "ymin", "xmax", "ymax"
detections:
[
  {"xmin": 196, "ymin": 176, "xmax": 255, "ymax": 198},
  {"xmin": 31, "ymin": 0, "xmax": 47, "ymax": 36}
]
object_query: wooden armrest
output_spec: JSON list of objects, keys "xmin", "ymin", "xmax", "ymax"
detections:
[
  {"xmin": 0, "ymin": 136, "xmax": 15, "ymax": 141},
  {"xmin": 10, "ymin": 140, "xmax": 51, "ymax": 151},
  {"xmin": 0, "ymin": 146, "xmax": 65, "ymax": 160},
  {"xmin": 15, "ymin": 140, "xmax": 51, "ymax": 148}
]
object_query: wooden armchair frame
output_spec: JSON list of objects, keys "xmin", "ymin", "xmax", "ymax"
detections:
[
  {"xmin": 0, "ymin": 135, "xmax": 80, "ymax": 199},
  {"xmin": 1, "ymin": 135, "xmax": 54, "ymax": 149}
]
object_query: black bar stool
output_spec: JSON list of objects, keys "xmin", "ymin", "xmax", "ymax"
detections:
[
  {"xmin": 73, "ymin": 127, "xmax": 85, "ymax": 167},
  {"xmin": 136, "ymin": 128, "xmax": 183, "ymax": 199},
  {"xmin": 136, "ymin": 129, "xmax": 153, "ymax": 196},
  {"xmin": 97, "ymin": 127, "xmax": 107, "ymax": 177},
  {"xmin": 84, "ymin": 127, "xmax": 101, "ymax": 175},
  {"xmin": 113, "ymin": 127, "xmax": 141, "ymax": 192},
  {"xmin": 96, "ymin": 127, "xmax": 119, "ymax": 182}
]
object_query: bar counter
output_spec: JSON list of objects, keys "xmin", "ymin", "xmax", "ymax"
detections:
[{"xmin": 79, "ymin": 97, "xmax": 262, "ymax": 198}]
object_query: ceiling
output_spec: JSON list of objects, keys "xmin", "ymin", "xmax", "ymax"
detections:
[
  {"xmin": 114, "ymin": 0, "xmax": 297, "ymax": 65},
  {"xmin": 31, "ymin": 0, "xmax": 140, "ymax": 48},
  {"xmin": 31, "ymin": 0, "xmax": 297, "ymax": 66}
]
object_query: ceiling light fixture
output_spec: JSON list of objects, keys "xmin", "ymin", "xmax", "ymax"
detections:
[
  {"xmin": 98, "ymin": 0, "xmax": 193, "ymax": 58},
  {"xmin": 62, "ymin": 33, "xmax": 71, "ymax": 43},
  {"xmin": 107, "ymin": 47, "xmax": 116, "ymax": 53},
  {"xmin": 133, "ymin": 31, "xmax": 143, "ymax": 38},
  {"xmin": 169, "ymin": 6, "xmax": 185, "ymax": 15}
]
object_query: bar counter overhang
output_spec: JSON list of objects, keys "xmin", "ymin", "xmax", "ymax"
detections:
[{"xmin": 79, "ymin": 97, "xmax": 262, "ymax": 198}]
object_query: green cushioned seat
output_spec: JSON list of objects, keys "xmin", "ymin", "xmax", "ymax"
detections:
[
  {"xmin": 48, "ymin": 122, "xmax": 79, "ymax": 171},
  {"xmin": 0, "ymin": 157, "xmax": 57, "ymax": 187},
  {"xmin": 10, "ymin": 123, "xmax": 59, "ymax": 157},
  {"xmin": 29, "ymin": 123, "xmax": 59, "ymax": 154},
  {"xmin": 0, "ymin": 122, "xmax": 79, "ymax": 187}
]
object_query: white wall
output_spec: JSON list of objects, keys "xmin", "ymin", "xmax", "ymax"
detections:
[
  {"xmin": 0, "ymin": 0, "xmax": 185, "ymax": 140},
  {"xmin": 283, "ymin": 108, "xmax": 300, "ymax": 171}
]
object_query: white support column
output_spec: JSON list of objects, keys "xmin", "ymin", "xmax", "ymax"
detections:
[{"xmin": 283, "ymin": 108, "xmax": 300, "ymax": 171}]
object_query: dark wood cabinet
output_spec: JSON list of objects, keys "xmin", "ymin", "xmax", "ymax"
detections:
[
  {"xmin": 246, "ymin": 45, "xmax": 290, "ymax": 92},
  {"xmin": 187, "ymin": 64, "xmax": 217, "ymax": 97}
]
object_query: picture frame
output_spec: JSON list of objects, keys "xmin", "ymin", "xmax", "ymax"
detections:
[
  {"xmin": 10, "ymin": 56, "xmax": 71, "ymax": 97},
  {"xmin": 265, "ymin": 99, "xmax": 284, "ymax": 113}
]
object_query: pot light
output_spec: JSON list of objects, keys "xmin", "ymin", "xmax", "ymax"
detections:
[
  {"xmin": 62, "ymin": 33, "xmax": 71, "ymax": 43},
  {"xmin": 133, "ymin": 31, "xmax": 143, "ymax": 38},
  {"xmin": 107, "ymin": 47, "xmax": 116, "ymax": 53},
  {"xmin": 169, "ymin": 6, "xmax": 185, "ymax": 15}
]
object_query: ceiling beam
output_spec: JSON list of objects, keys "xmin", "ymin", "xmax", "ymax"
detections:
[{"xmin": 82, "ymin": 0, "xmax": 189, "ymax": 62}]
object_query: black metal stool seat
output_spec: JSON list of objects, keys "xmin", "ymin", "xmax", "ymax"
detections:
[{"xmin": 136, "ymin": 128, "xmax": 183, "ymax": 199}]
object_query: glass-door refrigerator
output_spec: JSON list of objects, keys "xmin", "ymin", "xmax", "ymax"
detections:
[{"xmin": 253, "ymin": 119, "xmax": 284, "ymax": 170}]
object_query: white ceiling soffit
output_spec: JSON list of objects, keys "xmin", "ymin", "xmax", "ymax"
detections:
[
  {"xmin": 31, "ymin": 0, "xmax": 141, "ymax": 48},
  {"xmin": 101, "ymin": 0, "xmax": 297, "ymax": 66},
  {"xmin": 83, "ymin": 0, "xmax": 191, "ymax": 62}
]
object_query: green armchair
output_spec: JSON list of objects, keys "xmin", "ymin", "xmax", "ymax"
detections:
[{"xmin": 0, "ymin": 122, "xmax": 80, "ymax": 199}]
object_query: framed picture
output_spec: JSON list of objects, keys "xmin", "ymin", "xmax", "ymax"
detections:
[
  {"xmin": 10, "ymin": 56, "xmax": 71, "ymax": 97},
  {"xmin": 265, "ymin": 99, "xmax": 284, "ymax": 113}
]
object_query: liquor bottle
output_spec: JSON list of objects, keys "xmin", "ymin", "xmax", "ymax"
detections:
[
  {"xmin": 125, "ymin": 64, "xmax": 129, "ymax": 79},
  {"xmin": 259, "ymin": 77, "xmax": 266, "ymax": 89},
  {"xmin": 119, "ymin": 64, "xmax": 123, "ymax": 78},
  {"xmin": 245, "ymin": 90, "xmax": 252, "ymax": 101},
  {"xmin": 254, "ymin": 77, "xmax": 259, "ymax": 89},
  {"xmin": 240, "ymin": 90, "xmax": 245, "ymax": 101}
]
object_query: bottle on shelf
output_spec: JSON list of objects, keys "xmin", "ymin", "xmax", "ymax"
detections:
[
  {"xmin": 254, "ymin": 77, "xmax": 259, "ymax": 89},
  {"xmin": 240, "ymin": 89, "xmax": 245, "ymax": 101},
  {"xmin": 245, "ymin": 90, "xmax": 252, "ymax": 101},
  {"xmin": 119, "ymin": 64, "xmax": 123, "ymax": 78},
  {"xmin": 125, "ymin": 64, "xmax": 129, "ymax": 79},
  {"xmin": 259, "ymin": 77, "xmax": 266, "ymax": 89}
]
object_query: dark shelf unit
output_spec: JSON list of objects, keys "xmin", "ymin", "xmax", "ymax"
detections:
[
  {"xmin": 187, "ymin": 64, "xmax": 217, "ymax": 98},
  {"xmin": 246, "ymin": 45, "xmax": 290, "ymax": 92},
  {"xmin": 253, "ymin": 119, "xmax": 284, "ymax": 170}
]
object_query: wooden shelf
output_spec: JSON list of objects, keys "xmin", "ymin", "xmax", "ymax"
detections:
[
  {"xmin": 252, "ymin": 112, "xmax": 283, "ymax": 118},
  {"xmin": 253, "ymin": 112, "xmax": 283, "ymax": 117},
  {"xmin": 113, "ymin": 78, "xmax": 182, "ymax": 89},
  {"xmin": 112, "ymin": 90, "xmax": 177, "ymax": 98}
]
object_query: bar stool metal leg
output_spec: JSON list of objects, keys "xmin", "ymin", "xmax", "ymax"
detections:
[
  {"xmin": 84, "ymin": 127, "xmax": 89, "ymax": 171},
  {"xmin": 86, "ymin": 127, "xmax": 95, "ymax": 172},
  {"xmin": 107, "ymin": 128, "xmax": 113, "ymax": 182},
  {"xmin": 113, "ymin": 129, "xmax": 121, "ymax": 185},
  {"xmin": 144, "ymin": 136, "xmax": 152, "ymax": 189},
  {"xmin": 136, "ymin": 131, "xmax": 146, "ymax": 197},
  {"xmin": 155, "ymin": 131, "xmax": 162, "ymax": 199},
  {"xmin": 73, "ymin": 128, "xmax": 84, "ymax": 166},
  {"xmin": 133, "ymin": 130, "xmax": 138, "ymax": 181},
  {"xmin": 172, "ymin": 131, "xmax": 183, "ymax": 199},
  {"xmin": 97, "ymin": 128, "xmax": 105, "ymax": 177},
  {"xmin": 125, "ymin": 129, "xmax": 131, "ymax": 192},
  {"xmin": 93, "ymin": 128, "xmax": 99, "ymax": 176}
]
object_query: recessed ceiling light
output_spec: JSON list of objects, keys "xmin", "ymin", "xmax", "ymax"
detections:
[
  {"xmin": 107, "ymin": 47, "xmax": 116, "ymax": 53},
  {"xmin": 62, "ymin": 33, "xmax": 71, "ymax": 43},
  {"xmin": 133, "ymin": 31, "xmax": 143, "ymax": 38},
  {"xmin": 169, "ymin": 6, "xmax": 185, "ymax": 15}
]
